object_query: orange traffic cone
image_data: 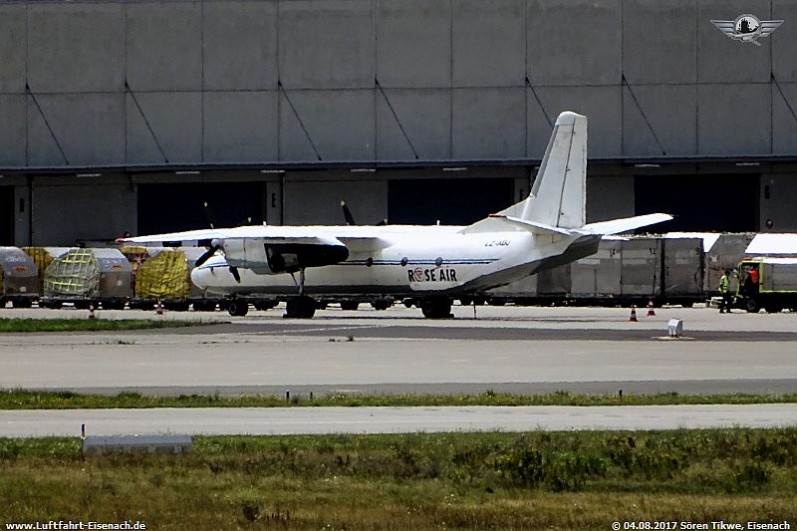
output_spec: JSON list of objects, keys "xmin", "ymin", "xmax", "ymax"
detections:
[
  {"xmin": 88, "ymin": 303, "xmax": 96, "ymax": 320},
  {"xmin": 156, "ymin": 299, "xmax": 164, "ymax": 316},
  {"xmin": 646, "ymin": 298, "xmax": 656, "ymax": 317},
  {"xmin": 629, "ymin": 304, "xmax": 638, "ymax": 322}
]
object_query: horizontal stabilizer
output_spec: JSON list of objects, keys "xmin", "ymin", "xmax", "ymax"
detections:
[
  {"xmin": 581, "ymin": 213, "xmax": 673, "ymax": 235},
  {"xmin": 488, "ymin": 214, "xmax": 579, "ymax": 236}
]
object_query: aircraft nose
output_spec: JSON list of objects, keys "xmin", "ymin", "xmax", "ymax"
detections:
[
  {"xmin": 191, "ymin": 256, "xmax": 228, "ymax": 290},
  {"xmin": 190, "ymin": 265, "xmax": 211, "ymax": 290}
]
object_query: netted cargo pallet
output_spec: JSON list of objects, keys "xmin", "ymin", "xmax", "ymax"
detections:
[
  {"xmin": 134, "ymin": 249, "xmax": 191, "ymax": 300},
  {"xmin": 44, "ymin": 248, "xmax": 100, "ymax": 298}
]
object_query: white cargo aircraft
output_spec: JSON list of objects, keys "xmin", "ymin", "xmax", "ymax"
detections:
[{"xmin": 121, "ymin": 112, "xmax": 671, "ymax": 318}]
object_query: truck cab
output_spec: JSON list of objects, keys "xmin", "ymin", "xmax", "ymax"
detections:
[{"xmin": 735, "ymin": 257, "xmax": 797, "ymax": 313}]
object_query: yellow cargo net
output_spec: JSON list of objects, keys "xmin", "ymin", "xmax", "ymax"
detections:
[
  {"xmin": 134, "ymin": 250, "xmax": 190, "ymax": 300},
  {"xmin": 43, "ymin": 249, "xmax": 100, "ymax": 297},
  {"xmin": 22, "ymin": 247, "xmax": 57, "ymax": 292}
]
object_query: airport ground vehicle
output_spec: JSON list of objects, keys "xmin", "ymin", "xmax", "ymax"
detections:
[{"xmin": 735, "ymin": 257, "xmax": 797, "ymax": 313}]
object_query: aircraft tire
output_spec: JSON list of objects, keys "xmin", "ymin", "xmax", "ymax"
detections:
[
  {"xmin": 420, "ymin": 297, "xmax": 452, "ymax": 319},
  {"xmin": 285, "ymin": 297, "xmax": 316, "ymax": 319},
  {"xmin": 253, "ymin": 300, "xmax": 277, "ymax": 311},
  {"xmin": 227, "ymin": 300, "xmax": 249, "ymax": 317},
  {"xmin": 192, "ymin": 300, "xmax": 217, "ymax": 312}
]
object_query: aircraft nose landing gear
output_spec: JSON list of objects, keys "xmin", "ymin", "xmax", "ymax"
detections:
[
  {"xmin": 420, "ymin": 297, "xmax": 452, "ymax": 319},
  {"xmin": 285, "ymin": 296, "xmax": 317, "ymax": 319}
]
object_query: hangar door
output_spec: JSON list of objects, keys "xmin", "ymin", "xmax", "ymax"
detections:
[
  {"xmin": 635, "ymin": 174, "xmax": 758, "ymax": 232},
  {"xmin": 0, "ymin": 187, "xmax": 13, "ymax": 245},
  {"xmin": 137, "ymin": 182, "xmax": 266, "ymax": 235},
  {"xmin": 388, "ymin": 178, "xmax": 513, "ymax": 225}
]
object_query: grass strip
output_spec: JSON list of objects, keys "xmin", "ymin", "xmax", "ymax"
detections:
[
  {"xmin": 2, "ymin": 389, "xmax": 797, "ymax": 409},
  {"xmin": 1, "ymin": 429, "xmax": 796, "ymax": 529},
  {"xmin": 0, "ymin": 318, "xmax": 202, "ymax": 333}
]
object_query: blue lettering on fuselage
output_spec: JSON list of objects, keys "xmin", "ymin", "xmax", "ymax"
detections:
[{"xmin": 409, "ymin": 268, "xmax": 457, "ymax": 283}]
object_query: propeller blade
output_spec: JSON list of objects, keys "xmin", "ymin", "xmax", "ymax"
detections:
[
  {"xmin": 340, "ymin": 200, "xmax": 356, "ymax": 226},
  {"xmin": 203, "ymin": 201, "xmax": 218, "ymax": 229},
  {"xmin": 229, "ymin": 266, "xmax": 241, "ymax": 283},
  {"xmin": 195, "ymin": 244, "xmax": 220, "ymax": 267}
]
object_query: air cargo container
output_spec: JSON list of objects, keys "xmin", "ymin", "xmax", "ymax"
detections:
[
  {"xmin": 0, "ymin": 247, "xmax": 38, "ymax": 308},
  {"xmin": 38, "ymin": 248, "xmax": 132, "ymax": 309}
]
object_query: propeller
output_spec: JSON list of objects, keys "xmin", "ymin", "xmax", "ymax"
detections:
[
  {"xmin": 229, "ymin": 266, "xmax": 241, "ymax": 283},
  {"xmin": 195, "ymin": 238, "xmax": 222, "ymax": 267},
  {"xmin": 341, "ymin": 200, "xmax": 388, "ymax": 226},
  {"xmin": 203, "ymin": 201, "xmax": 218, "ymax": 229},
  {"xmin": 341, "ymin": 200, "xmax": 356, "ymax": 226}
]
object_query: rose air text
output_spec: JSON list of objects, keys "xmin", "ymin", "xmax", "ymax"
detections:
[{"xmin": 120, "ymin": 112, "xmax": 671, "ymax": 319}]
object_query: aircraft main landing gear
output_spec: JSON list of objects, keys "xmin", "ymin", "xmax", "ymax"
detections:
[
  {"xmin": 285, "ymin": 296, "xmax": 317, "ymax": 319},
  {"xmin": 227, "ymin": 299, "xmax": 249, "ymax": 317},
  {"xmin": 420, "ymin": 297, "xmax": 452, "ymax": 319}
]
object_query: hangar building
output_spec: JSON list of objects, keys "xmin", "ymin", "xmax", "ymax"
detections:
[{"xmin": 1, "ymin": 0, "xmax": 796, "ymax": 245}]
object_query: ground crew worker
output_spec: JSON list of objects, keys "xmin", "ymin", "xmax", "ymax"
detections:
[
  {"xmin": 749, "ymin": 265, "xmax": 759, "ymax": 290},
  {"xmin": 719, "ymin": 269, "xmax": 733, "ymax": 314}
]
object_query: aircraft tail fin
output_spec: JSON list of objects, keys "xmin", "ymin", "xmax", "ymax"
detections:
[{"xmin": 461, "ymin": 111, "xmax": 586, "ymax": 233}]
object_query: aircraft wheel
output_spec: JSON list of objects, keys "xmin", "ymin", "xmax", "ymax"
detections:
[
  {"xmin": 420, "ymin": 297, "xmax": 452, "ymax": 319},
  {"xmin": 253, "ymin": 300, "xmax": 277, "ymax": 311},
  {"xmin": 192, "ymin": 300, "xmax": 217, "ymax": 312},
  {"xmin": 371, "ymin": 300, "xmax": 390, "ymax": 311},
  {"xmin": 227, "ymin": 300, "xmax": 249, "ymax": 317},
  {"xmin": 285, "ymin": 297, "xmax": 316, "ymax": 319}
]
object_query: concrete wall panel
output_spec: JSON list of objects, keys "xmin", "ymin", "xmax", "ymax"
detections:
[
  {"xmin": 126, "ymin": 3, "xmax": 202, "ymax": 91},
  {"xmin": 698, "ymin": 84, "xmax": 770, "ymax": 155},
  {"xmin": 530, "ymin": 87, "xmax": 622, "ymax": 159},
  {"xmin": 452, "ymin": 0, "xmax": 525, "ymax": 87},
  {"xmin": 529, "ymin": 0, "xmax": 621, "ymax": 86},
  {"xmin": 279, "ymin": 90, "xmax": 375, "ymax": 162},
  {"xmin": 31, "ymin": 181, "xmax": 136, "ymax": 246},
  {"xmin": 376, "ymin": 89, "xmax": 451, "ymax": 161},
  {"xmin": 698, "ymin": 0, "xmax": 771, "ymax": 84},
  {"xmin": 0, "ymin": 5, "xmax": 26, "ymax": 93},
  {"xmin": 622, "ymin": 85, "xmax": 697, "ymax": 157},
  {"xmin": 280, "ymin": 0, "xmax": 374, "ymax": 89},
  {"xmin": 772, "ymin": 2, "xmax": 797, "ymax": 82},
  {"xmin": 586, "ymin": 175, "xmax": 634, "ymax": 223},
  {"xmin": 760, "ymin": 173, "xmax": 797, "ymax": 232},
  {"xmin": 452, "ymin": 88, "xmax": 525, "ymax": 159},
  {"xmin": 376, "ymin": 0, "xmax": 450, "ymax": 88},
  {"xmin": 772, "ymin": 83, "xmax": 797, "ymax": 155},
  {"xmin": 0, "ymin": 96, "xmax": 26, "ymax": 167},
  {"xmin": 203, "ymin": 92, "xmax": 278, "ymax": 163},
  {"xmin": 27, "ymin": 94, "xmax": 124, "ymax": 167},
  {"xmin": 203, "ymin": 1, "xmax": 278, "ymax": 91},
  {"xmin": 284, "ymin": 177, "xmax": 387, "ymax": 225},
  {"xmin": 623, "ymin": 0, "xmax": 696, "ymax": 84},
  {"xmin": 126, "ymin": 93, "xmax": 202, "ymax": 165},
  {"xmin": 28, "ymin": 3, "xmax": 124, "ymax": 93}
]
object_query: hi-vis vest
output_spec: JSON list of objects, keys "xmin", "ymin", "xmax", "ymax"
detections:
[{"xmin": 719, "ymin": 275, "xmax": 729, "ymax": 293}]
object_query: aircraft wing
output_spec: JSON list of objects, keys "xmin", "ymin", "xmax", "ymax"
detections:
[
  {"xmin": 118, "ymin": 225, "xmax": 395, "ymax": 252},
  {"xmin": 581, "ymin": 213, "xmax": 673, "ymax": 235}
]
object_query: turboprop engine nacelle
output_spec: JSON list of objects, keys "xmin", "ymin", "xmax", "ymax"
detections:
[{"xmin": 222, "ymin": 237, "xmax": 349, "ymax": 275}]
